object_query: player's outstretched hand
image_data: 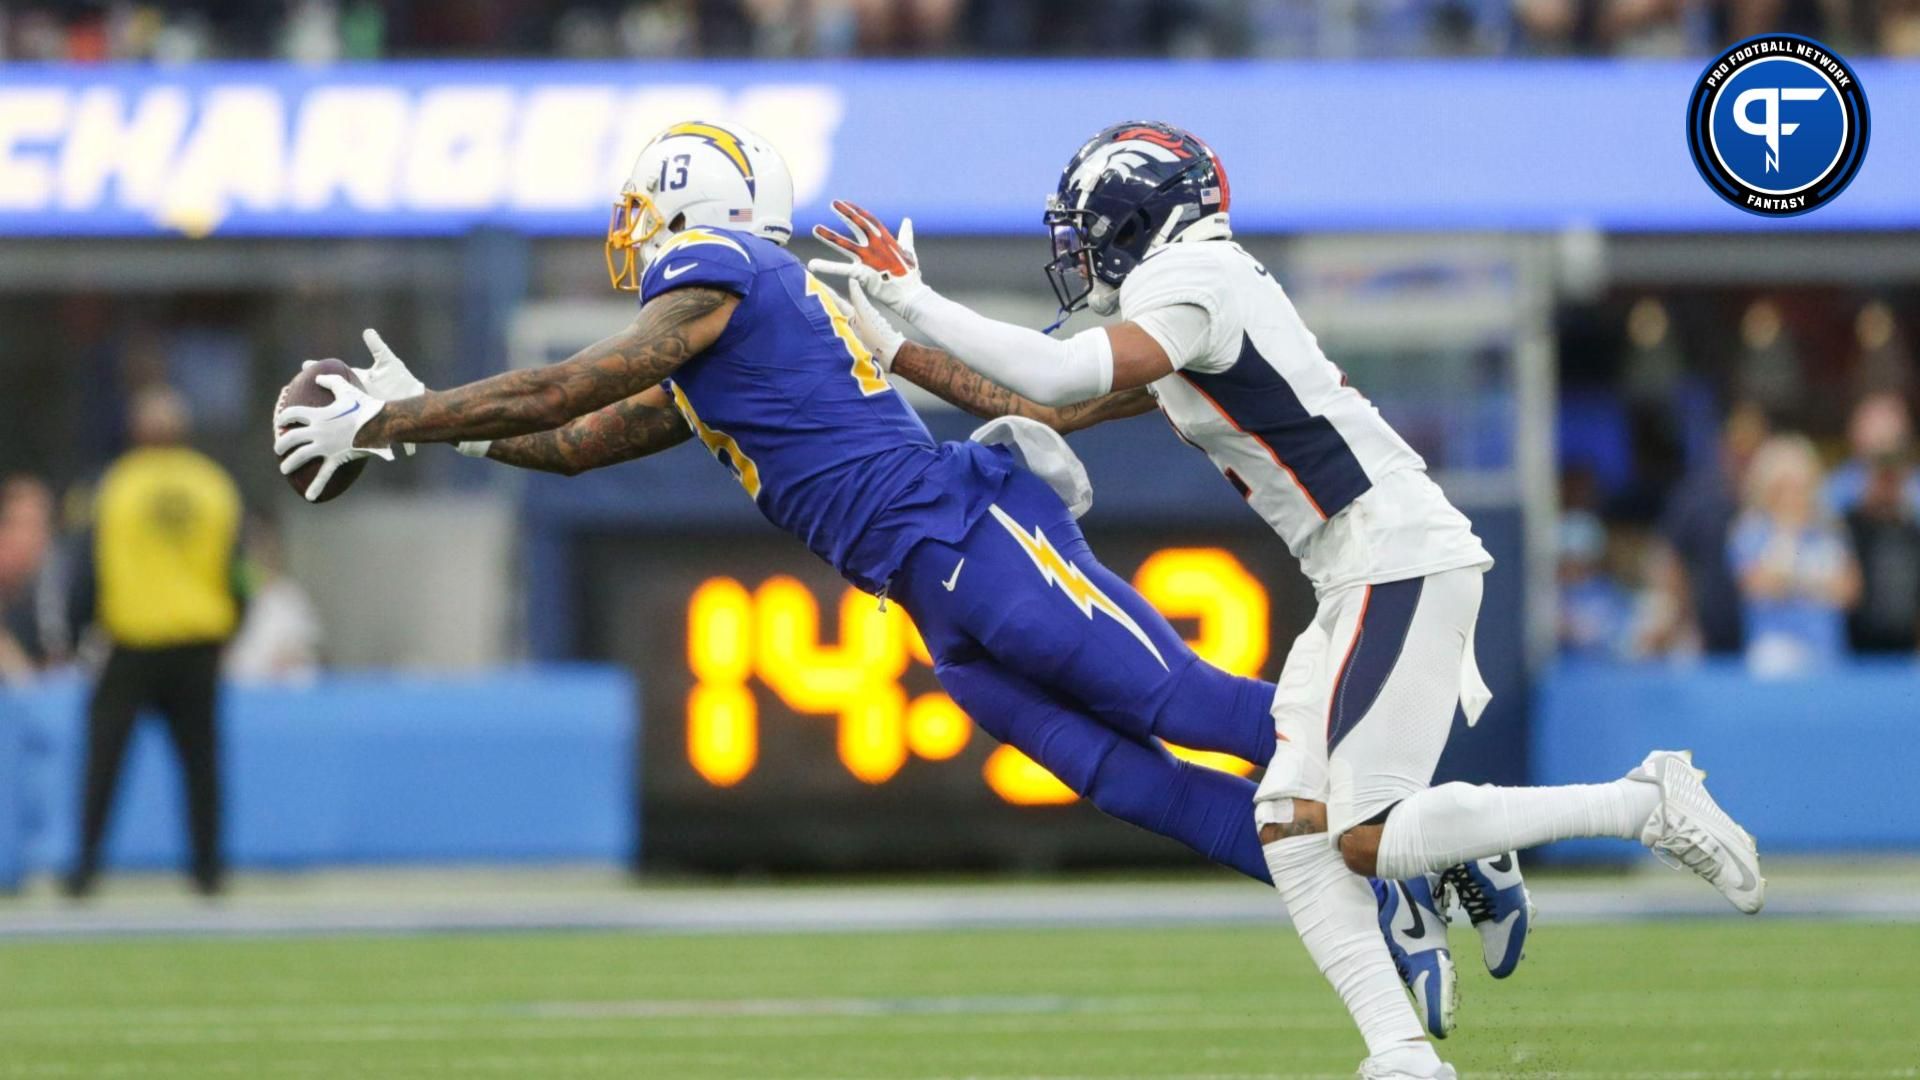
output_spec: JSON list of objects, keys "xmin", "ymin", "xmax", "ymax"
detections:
[
  {"xmin": 302, "ymin": 329, "xmax": 425, "ymax": 456},
  {"xmin": 808, "ymin": 200, "xmax": 929, "ymax": 312},
  {"xmin": 843, "ymin": 280, "xmax": 905, "ymax": 372},
  {"xmin": 273, "ymin": 374, "xmax": 395, "ymax": 503},
  {"xmin": 356, "ymin": 329, "xmax": 427, "ymax": 401}
]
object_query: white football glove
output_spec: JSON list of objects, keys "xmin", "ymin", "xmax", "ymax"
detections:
[
  {"xmin": 356, "ymin": 328, "xmax": 426, "ymax": 399},
  {"xmin": 321, "ymin": 328, "xmax": 492, "ymax": 458},
  {"xmin": 273, "ymin": 373, "xmax": 395, "ymax": 502},
  {"xmin": 305, "ymin": 329, "xmax": 422, "ymax": 456},
  {"xmin": 359, "ymin": 328, "xmax": 428, "ymax": 456},
  {"xmin": 363, "ymin": 327, "xmax": 495, "ymax": 458},
  {"xmin": 807, "ymin": 200, "xmax": 929, "ymax": 314},
  {"xmin": 843, "ymin": 280, "xmax": 905, "ymax": 372}
]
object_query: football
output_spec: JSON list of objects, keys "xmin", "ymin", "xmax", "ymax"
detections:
[{"xmin": 275, "ymin": 359, "xmax": 367, "ymax": 503}]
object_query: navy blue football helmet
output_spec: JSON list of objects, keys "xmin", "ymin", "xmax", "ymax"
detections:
[{"xmin": 1043, "ymin": 121, "xmax": 1232, "ymax": 316}]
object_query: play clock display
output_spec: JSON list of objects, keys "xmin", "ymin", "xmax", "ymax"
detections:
[{"xmin": 578, "ymin": 525, "xmax": 1312, "ymax": 873}]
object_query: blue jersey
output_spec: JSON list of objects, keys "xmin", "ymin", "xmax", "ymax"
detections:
[
  {"xmin": 645, "ymin": 237, "xmax": 1278, "ymax": 887},
  {"xmin": 642, "ymin": 227, "xmax": 1013, "ymax": 593}
]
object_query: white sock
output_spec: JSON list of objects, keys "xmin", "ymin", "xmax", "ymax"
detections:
[
  {"xmin": 1374, "ymin": 779, "xmax": 1661, "ymax": 880},
  {"xmin": 1264, "ymin": 833, "xmax": 1436, "ymax": 1065}
]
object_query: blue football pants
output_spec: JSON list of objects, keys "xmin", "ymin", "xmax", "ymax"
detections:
[{"xmin": 895, "ymin": 468, "xmax": 1277, "ymax": 881}]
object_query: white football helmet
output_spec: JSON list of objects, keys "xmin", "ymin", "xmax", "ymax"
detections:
[{"xmin": 605, "ymin": 120, "xmax": 796, "ymax": 291}]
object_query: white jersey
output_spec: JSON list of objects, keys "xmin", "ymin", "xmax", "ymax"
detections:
[{"xmin": 1121, "ymin": 240, "xmax": 1492, "ymax": 596}]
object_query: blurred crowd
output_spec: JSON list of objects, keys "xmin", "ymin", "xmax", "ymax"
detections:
[
  {"xmin": 0, "ymin": 397, "xmax": 321, "ymax": 690},
  {"xmin": 5, "ymin": 0, "xmax": 1920, "ymax": 62},
  {"xmin": 1557, "ymin": 294, "xmax": 1920, "ymax": 676},
  {"xmin": 0, "ymin": 476, "xmax": 71, "ymax": 682}
]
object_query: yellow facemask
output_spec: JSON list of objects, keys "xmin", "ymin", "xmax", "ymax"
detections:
[{"xmin": 604, "ymin": 190, "xmax": 667, "ymax": 292}]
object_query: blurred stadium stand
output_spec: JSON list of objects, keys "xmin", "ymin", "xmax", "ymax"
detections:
[{"xmin": 5, "ymin": 0, "xmax": 1920, "ymax": 60}]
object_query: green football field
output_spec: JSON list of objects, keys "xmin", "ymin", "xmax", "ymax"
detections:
[{"xmin": 2, "ymin": 919, "xmax": 1915, "ymax": 1079}]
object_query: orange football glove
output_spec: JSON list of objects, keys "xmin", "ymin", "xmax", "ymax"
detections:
[{"xmin": 808, "ymin": 200, "xmax": 928, "ymax": 311}]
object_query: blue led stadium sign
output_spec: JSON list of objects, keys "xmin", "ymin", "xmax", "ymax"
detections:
[{"xmin": 0, "ymin": 60, "xmax": 1913, "ymax": 237}]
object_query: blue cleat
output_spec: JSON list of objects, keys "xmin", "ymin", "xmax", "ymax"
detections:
[
  {"xmin": 1374, "ymin": 874, "xmax": 1457, "ymax": 1039},
  {"xmin": 1440, "ymin": 851, "xmax": 1535, "ymax": 979}
]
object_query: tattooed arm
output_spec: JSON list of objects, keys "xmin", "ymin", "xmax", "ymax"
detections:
[
  {"xmin": 890, "ymin": 341, "xmax": 1157, "ymax": 434},
  {"xmin": 484, "ymin": 385, "xmax": 692, "ymax": 476},
  {"xmin": 355, "ymin": 286, "xmax": 736, "ymax": 448}
]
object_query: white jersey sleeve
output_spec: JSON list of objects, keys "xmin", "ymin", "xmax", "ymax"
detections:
[
  {"xmin": 1130, "ymin": 303, "xmax": 1211, "ymax": 371},
  {"xmin": 1118, "ymin": 242, "xmax": 1242, "ymax": 374}
]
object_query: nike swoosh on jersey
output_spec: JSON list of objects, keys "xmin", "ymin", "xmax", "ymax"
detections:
[
  {"xmin": 942, "ymin": 558, "xmax": 965, "ymax": 591},
  {"xmin": 662, "ymin": 262, "xmax": 697, "ymax": 280}
]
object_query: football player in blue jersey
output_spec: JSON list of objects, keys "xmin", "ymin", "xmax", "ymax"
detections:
[{"xmin": 274, "ymin": 120, "xmax": 1281, "ymax": 884}]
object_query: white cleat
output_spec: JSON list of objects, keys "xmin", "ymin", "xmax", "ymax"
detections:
[
  {"xmin": 1357, "ymin": 1052, "xmax": 1458, "ymax": 1079},
  {"xmin": 1630, "ymin": 749, "xmax": 1766, "ymax": 914}
]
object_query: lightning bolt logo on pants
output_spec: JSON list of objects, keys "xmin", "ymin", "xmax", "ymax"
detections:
[{"xmin": 988, "ymin": 505, "xmax": 1168, "ymax": 670}]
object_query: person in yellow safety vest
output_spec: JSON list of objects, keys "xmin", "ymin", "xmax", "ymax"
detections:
[{"xmin": 66, "ymin": 385, "xmax": 242, "ymax": 899}]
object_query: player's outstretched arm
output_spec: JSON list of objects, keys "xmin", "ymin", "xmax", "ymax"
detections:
[
  {"xmin": 891, "ymin": 340, "xmax": 1155, "ymax": 435},
  {"xmin": 809, "ymin": 201, "xmax": 1175, "ymax": 405},
  {"xmin": 355, "ymin": 286, "xmax": 737, "ymax": 449},
  {"xmin": 483, "ymin": 386, "xmax": 692, "ymax": 475},
  {"xmin": 834, "ymin": 276, "xmax": 1152, "ymax": 434}
]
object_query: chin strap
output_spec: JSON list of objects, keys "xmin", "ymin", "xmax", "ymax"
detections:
[{"xmin": 1039, "ymin": 308, "xmax": 1072, "ymax": 336}]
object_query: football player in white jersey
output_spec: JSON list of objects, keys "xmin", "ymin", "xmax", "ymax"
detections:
[{"xmin": 812, "ymin": 121, "xmax": 1764, "ymax": 1080}]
